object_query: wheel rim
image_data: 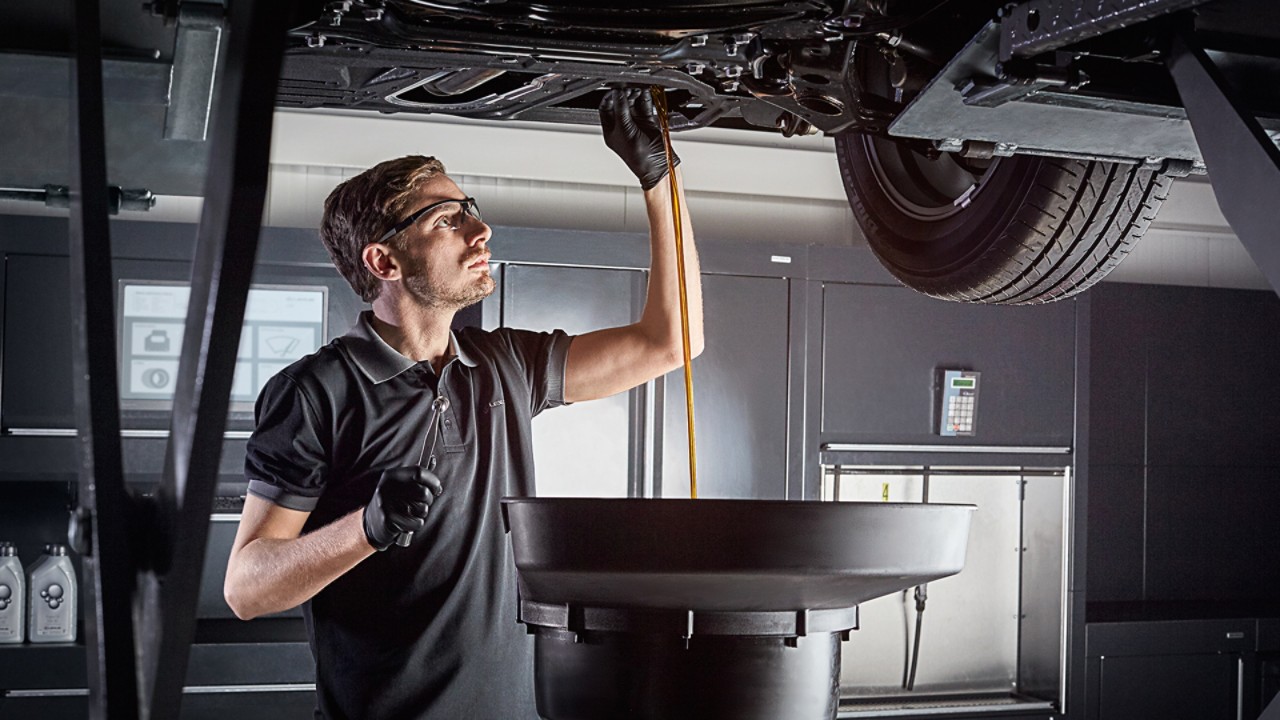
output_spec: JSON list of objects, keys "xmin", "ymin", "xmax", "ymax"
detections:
[{"xmin": 861, "ymin": 135, "xmax": 998, "ymax": 223}]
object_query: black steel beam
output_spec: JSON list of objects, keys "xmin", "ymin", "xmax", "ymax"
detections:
[
  {"xmin": 1168, "ymin": 29, "xmax": 1280, "ymax": 299},
  {"xmin": 1000, "ymin": 0, "xmax": 1213, "ymax": 61},
  {"xmin": 66, "ymin": 0, "xmax": 141, "ymax": 717},
  {"xmin": 131, "ymin": 0, "xmax": 297, "ymax": 716}
]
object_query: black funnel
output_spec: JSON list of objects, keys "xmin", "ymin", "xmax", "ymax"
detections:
[{"xmin": 503, "ymin": 498, "xmax": 975, "ymax": 720}]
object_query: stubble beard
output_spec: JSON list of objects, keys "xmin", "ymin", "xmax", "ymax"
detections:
[{"xmin": 404, "ymin": 267, "xmax": 495, "ymax": 311}]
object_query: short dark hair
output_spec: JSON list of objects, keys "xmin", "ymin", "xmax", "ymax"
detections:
[{"xmin": 320, "ymin": 155, "xmax": 447, "ymax": 302}]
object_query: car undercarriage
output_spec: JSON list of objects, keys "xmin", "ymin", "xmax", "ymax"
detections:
[
  {"xmin": 259, "ymin": 0, "xmax": 1280, "ymax": 302},
  {"xmin": 3, "ymin": 0, "xmax": 1279, "ymax": 302}
]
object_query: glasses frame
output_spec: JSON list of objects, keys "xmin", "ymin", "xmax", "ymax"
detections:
[{"xmin": 378, "ymin": 197, "xmax": 482, "ymax": 243}]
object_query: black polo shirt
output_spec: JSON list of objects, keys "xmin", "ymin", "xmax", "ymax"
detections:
[{"xmin": 245, "ymin": 310, "xmax": 572, "ymax": 720}]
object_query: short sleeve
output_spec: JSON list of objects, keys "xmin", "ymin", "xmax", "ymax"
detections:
[
  {"xmin": 244, "ymin": 372, "xmax": 330, "ymax": 511},
  {"xmin": 492, "ymin": 328, "xmax": 573, "ymax": 416}
]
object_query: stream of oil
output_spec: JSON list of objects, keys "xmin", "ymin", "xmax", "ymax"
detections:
[{"xmin": 650, "ymin": 86, "xmax": 698, "ymax": 499}]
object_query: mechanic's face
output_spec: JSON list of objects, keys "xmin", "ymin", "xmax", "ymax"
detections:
[{"xmin": 394, "ymin": 175, "xmax": 494, "ymax": 310}]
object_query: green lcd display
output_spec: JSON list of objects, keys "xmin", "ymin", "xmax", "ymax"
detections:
[{"xmin": 950, "ymin": 377, "xmax": 976, "ymax": 389}]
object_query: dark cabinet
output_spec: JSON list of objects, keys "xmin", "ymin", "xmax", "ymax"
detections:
[
  {"xmin": 1087, "ymin": 620, "xmax": 1255, "ymax": 720},
  {"xmin": 1087, "ymin": 283, "xmax": 1280, "ymax": 607},
  {"xmin": 1086, "ymin": 465, "xmax": 1146, "ymax": 604},
  {"xmin": 660, "ymin": 273, "xmax": 791, "ymax": 499},
  {"xmin": 1096, "ymin": 653, "xmax": 1239, "ymax": 720},
  {"xmin": 1142, "ymin": 285, "xmax": 1280, "ymax": 468}
]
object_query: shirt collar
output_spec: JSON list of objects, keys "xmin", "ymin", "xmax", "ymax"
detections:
[{"xmin": 341, "ymin": 310, "xmax": 477, "ymax": 385}]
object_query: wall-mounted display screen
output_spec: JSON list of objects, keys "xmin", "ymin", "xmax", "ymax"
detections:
[{"xmin": 119, "ymin": 281, "xmax": 328, "ymax": 410}]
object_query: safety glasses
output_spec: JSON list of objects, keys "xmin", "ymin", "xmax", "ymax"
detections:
[{"xmin": 378, "ymin": 197, "xmax": 482, "ymax": 243}]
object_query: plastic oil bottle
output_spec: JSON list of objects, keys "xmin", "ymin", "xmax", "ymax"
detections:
[
  {"xmin": 27, "ymin": 543, "xmax": 76, "ymax": 643},
  {"xmin": 0, "ymin": 542, "xmax": 23, "ymax": 643}
]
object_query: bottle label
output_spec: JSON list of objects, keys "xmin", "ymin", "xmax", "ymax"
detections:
[
  {"xmin": 0, "ymin": 578, "xmax": 18, "ymax": 639},
  {"xmin": 31, "ymin": 571, "xmax": 74, "ymax": 640}
]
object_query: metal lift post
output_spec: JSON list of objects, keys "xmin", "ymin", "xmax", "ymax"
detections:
[
  {"xmin": 67, "ymin": 0, "xmax": 141, "ymax": 714},
  {"xmin": 68, "ymin": 0, "xmax": 296, "ymax": 717},
  {"xmin": 1167, "ymin": 26, "xmax": 1280, "ymax": 299}
]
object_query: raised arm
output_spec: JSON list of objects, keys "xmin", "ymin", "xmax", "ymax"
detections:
[{"xmin": 564, "ymin": 88, "xmax": 705, "ymax": 403}]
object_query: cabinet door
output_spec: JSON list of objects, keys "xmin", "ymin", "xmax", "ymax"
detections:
[
  {"xmin": 1098, "ymin": 653, "xmax": 1237, "ymax": 720},
  {"xmin": 503, "ymin": 264, "xmax": 640, "ymax": 498},
  {"xmin": 661, "ymin": 274, "xmax": 791, "ymax": 499}
]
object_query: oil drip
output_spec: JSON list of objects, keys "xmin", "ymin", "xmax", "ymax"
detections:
[{"xmin": 649, "ymin": 86, "xmax": 698, "ymax": 499}]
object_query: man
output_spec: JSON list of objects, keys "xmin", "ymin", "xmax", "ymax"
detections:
[{"xmin": 223, "ymin": 87, "xmax": 703, "ymax": 719}]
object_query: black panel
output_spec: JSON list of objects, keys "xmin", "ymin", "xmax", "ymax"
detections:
[
  {"xmin": 1098, "ymin": 653, "xmax": 1237, "ymax": 720},
  {"xmin": 1087, "ymin": 619, "xmax": 1255, "ymax": 657},
  {"xmin": 1086, "ymin": 284, "xmax": 1148, "ymax": 466},
  {"xmin": 185, "ymin": 643, "xmax": 314, "ymax": 686},
  {"xmin": 0, "ymin": 695, "xmax": 89, "ymax": 720},
  {"xmin": 2, "ymin": 254, "xmax": 73, "ymax": 429},
  {"xmin": 1087, "ymin": 464, "xmax": 1146, "ymax": 603},
  {"xmin": 1263, "ymin": 618, "xmax": 1280, "ymax": 652},
  {"xmin": 663, "ymin": 274, "xmax": 791, "ymax": 499},
  {"xmin": 0, "ymin": 643, "xmax": 87, "ymax": 691},
  {"xmin": 1146, "ymin": 285, "xmax": 1280, "ymax": 467},
  {"xmin": 178, "ymin": 691, "xmax": 318, "ymax": 720},
  {"xmin": 1146, "ymin": 465, "xmax": 1280, "ymax": 602},
  {"xmin": 0, "ymin": 690, "xmax": 319, "ymax": 720},
  {"xmin": 820, "ymin": 283, "xmax": 1076, "ymax": 446}
]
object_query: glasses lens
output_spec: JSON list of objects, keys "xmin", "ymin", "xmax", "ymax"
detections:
[
  {"xmin": 462, "ymin": 198, "xmax": 481, "ymax": 222},
  {"xmin": 429, "ymin": 200, "xmax": 480, "ymax": 230}
]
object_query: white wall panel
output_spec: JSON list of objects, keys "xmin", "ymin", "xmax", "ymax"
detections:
[
  {"xmin": 268, "ymin": 109, "xmax": 848, "ymax": 201},
  {"xmin": 1109, "ymin": 229, "xmax": 1212, "ymax": 287},
  {"xmin": 1, "ymin": 106, "xmax": 1270, "ymax": 291}
]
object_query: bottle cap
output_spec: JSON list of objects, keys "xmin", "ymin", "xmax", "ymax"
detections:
[
  {"xmin": 47, "ymin": 544, "xmax": 68, "ymax": 557},
  {"xmin": 0, "ymin": 543, "xmax": 14, "ymax": 557}
]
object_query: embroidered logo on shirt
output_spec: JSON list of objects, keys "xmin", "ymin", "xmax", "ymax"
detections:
[{"xmin": 488, "ymin": 399, "xmax": 504, "ymax": 407}]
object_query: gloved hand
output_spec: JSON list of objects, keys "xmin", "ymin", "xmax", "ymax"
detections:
[
  {"xmin": 599, "ymin": 87, "xmax": 680, "ymax": 191},
  {"xmin": 362, "ymin": 466, "xmax": 443, "ymax": 551}
]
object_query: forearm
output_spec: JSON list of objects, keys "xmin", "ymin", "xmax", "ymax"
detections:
[
  {"xmin": 224, "ymin": 509, "xmax": 374, "ymax": 620},
  {"xmin": 640, "ymin": 167, "xmax": 704, "ymax": 359}
]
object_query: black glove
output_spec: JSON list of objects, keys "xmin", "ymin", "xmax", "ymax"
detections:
[
  {"xmin": 363, "ymin": 467, "xmax": 443, "ymax": 551},
  {"xmin": 599, "ymin": 87, "xmax": 680, "ymax": 191}
]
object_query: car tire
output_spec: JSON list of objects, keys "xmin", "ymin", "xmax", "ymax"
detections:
[{"xmin": 834, "ymin": 132, "xmax": 1177, "ymax": 304}]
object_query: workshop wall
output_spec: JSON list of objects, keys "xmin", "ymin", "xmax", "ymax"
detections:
[
  {"xmin": 1087, "ymin": 281, "xmax": 1280, "ymax": 609},
  {"xmin": 0, "ymin": 210, "xmax": 1091, "ymax": 719},
  {"xmin": 1084, "ymin": 282, "xmax": 1280, "ymax": 720},
  {"xmin": 20, "ymin": 210, "xmax": 1280, "ymax": 718}
]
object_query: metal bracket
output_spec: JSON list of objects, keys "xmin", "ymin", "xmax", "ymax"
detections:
[
  {"xmin": 999, "ymin": 0, "xmax": 1213, "ymax": 62},
  {"xmin": 960, "ymin": 56, "xmax": 1089, "ymax": 108},
  {"xmin": 1167, "ymin": 27, "xmax": 1280, "ymax": 299},
  {"xmin": 1, "ymin": 184, "xmax": 156, "ymax": 213},
  {"xmin": 164, "ymin": 2, "xmax": 226, "ymax": 141}
]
